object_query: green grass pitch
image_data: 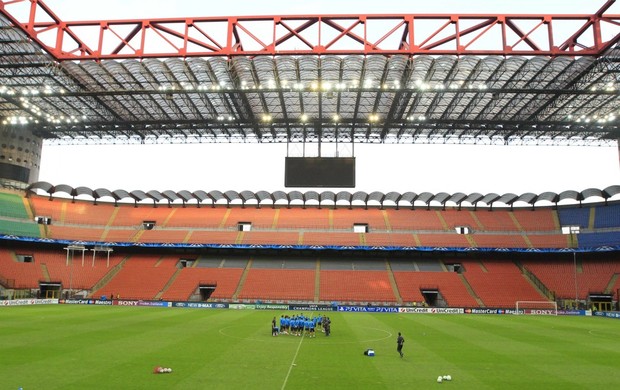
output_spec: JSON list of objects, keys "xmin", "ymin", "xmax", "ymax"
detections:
[{"xmin": 1, "ymin": 305, "xmax": 620, "ymax": 389}]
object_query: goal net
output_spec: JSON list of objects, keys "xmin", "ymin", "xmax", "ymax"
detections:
[{"xmin": 515, "ymin": 301, "xmax": 558, "ymax": 316}]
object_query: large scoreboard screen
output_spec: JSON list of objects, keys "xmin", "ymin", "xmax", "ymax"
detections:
[{"xmin": 285, "ymin": 157, "xmax": 356, "ymax": 188}]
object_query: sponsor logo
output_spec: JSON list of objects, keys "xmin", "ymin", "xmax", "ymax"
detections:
[
  {"xmin": 527, "ymin": 309, "xmax": 555, "ymax": 315},
  {"xmin": 338, "ymin": 306, "xmax": 399, "ymax": 313},
  {"xmin": 289, "ymin": 305, "xmax": 334, "ymax": 311},
  {"xmin": 116, "ymin": 300, "xmax": 139, "ymax": 306},
  {"xmin": 594, "ymin": 311, "xmax": 620, "ymax": 319},
  {"xmin": 436, "ymin": 308, "xmax": 464, "ymax": 314},
  {"xmin": 398, "ymin": 307, "xmax": 432, "ymax": 313},
  {"xmin": 63, "ymin": 299, "xmax": 92, "ymax": 305},
  {"xmin": 255, "ymin": 304, "xmax": 289, "ymax": 310},
  {"xmin": 3, "ymin": 299, "xmax": 59, "ymax": 306},
  {"xmin": 471, "ymin": 309, "xmax": 500, "ymax": 314},
  {"xmin": 94, "ymin": 300, "xmax": 113, "ymax": 305},
  {"xmin": 229, "ymin": 304, "xmax": 256, "ymax": 310}
]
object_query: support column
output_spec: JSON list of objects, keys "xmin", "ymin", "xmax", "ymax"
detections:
[{"xmin": 0, "ymin": 127, "xmax": 42, "ymax": 189}]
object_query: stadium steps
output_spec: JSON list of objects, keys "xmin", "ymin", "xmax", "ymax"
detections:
[
  {"xmin": 457, "ymin": 273, "xmax": 485, "ymax": 307},
  {"xmin": 60, "ymin": 201, "xmax": 67, "ymax": 223},
  {"xmin": 464, "ymin": 234, "xmax": 477, "ymax": 248},
  {"xmin": 40, "ymin": 263, "xmax": 51, "ymax": 282},
  {"xmin": 87, "ymin": 256, "xmax": 129, "ymax": 297},
  {"xmin": 220, "ymin": 209, "xmax": 232, "ymax": 228},
  {"xmin": 161, "ymin": 208, "xmax": 177, "ymax": 227},
  {"xmin": 272, "ymin": 209, "xmax": 280, "ymax": 229},
  {"xmin": 604, "ymin": 273, "xmax": 619, "ymax": 294},
  {"xmin": 232, "ymin": 257, "xmax": 253, "ymax": 300},
  {"xmin": 522, "ymin": 234, "xmax": 534, "ymax": 249},
  {"xmin": 385, "ymin": 259, "xmax": 403, "ymax": 304},
  {"xmin": 508, "ymin": 212, "xmax": 523, "ymax": 231},
  {"xmin": 515, "ymin": 260, "xmax": 555, "ymax": 300},
  {"xmin": 314, "ymin": 258, "xmax": 320, "ymax": 302},
  {"xmin": 436, "ymin": 210, "xmax": 449, "ymax": 230},
  {"xmin": 154, "ymin": 255, "xmax": 166, "ymax": 267},
  {"xmin": 382, "ymin": 210, "xmax": 391, "ymax": 231},
  {"xmin": 21, "ymin": 196, "xmax": 35, "ymax": 220},
  {"xmin": 131, "ymin": 229, "xmax": 145, "ymax": 242},
  {"xmin": 106, "ymin": 207, "xmax": 120, "ymax": 226},
  {"xmin": 588, "ymin": 207, "xmax": 596, "ymax": 230},
  {"xmin": 469, "ymin": 211, "xmax": 484, "ymax": 230},
  {"xmin": 154, "ymin": 268, "xmax": 183, "ymax": 300},
  {"xmin": 551, "ymin": 210, "xmax": 561, "ymax": 230}
]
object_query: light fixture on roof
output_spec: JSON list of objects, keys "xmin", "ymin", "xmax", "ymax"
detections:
[
  {"xmin": 333, "ymin": 114, "xmax": 340, "ymax": 122},
  {"xmin": 300, "ymin": 114, "xmax": 308, "ymax": 122},
  {"xmin": 369, "ymin": 113, "xmax": 379, "ymax": 122}
]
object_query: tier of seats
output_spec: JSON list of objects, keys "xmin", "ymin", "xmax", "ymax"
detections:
[
  {"xmin": 0, "ymin": 193, "xmax": 618, "ymax": 250},
  {"xmin": 237, "ymin": 269, "xmax": 315, "ymax": 301},
  {"xmin": 522, "ymin": 257, "xmax": 620, "ymax": 299},
  {"xmin": 460, "ymin": 259, "xmax": 547, "ymax": 307},
  {"xmin": 92, "ymin": 254, "xmax": 178, "ymax": 300},
  {"xmin": 2, "ymin": 248, "xmax": 618, "ymax": 306}
]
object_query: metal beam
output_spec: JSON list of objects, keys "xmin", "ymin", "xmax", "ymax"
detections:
[{"xmin": 0, "ymin": 0, "xmax": 619, "ymax": 60}]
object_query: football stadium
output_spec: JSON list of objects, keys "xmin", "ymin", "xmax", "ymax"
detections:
[{"xmin": 1, "ymin": 0, "xmax": 620, "ymax": 389}]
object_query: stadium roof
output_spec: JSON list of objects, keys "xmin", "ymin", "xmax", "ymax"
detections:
[
  {"xmin": 1, "ymin": 1, "xmax": 620, "ymax": 145},
  {"xmin": 26, "ymin": 181, "xmax": 620, "ymax": 209}
]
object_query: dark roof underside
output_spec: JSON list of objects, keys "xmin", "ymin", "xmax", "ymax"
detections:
[{"xmin": 1, "ymin": 13, "xmax": 619, "ymax": 146}]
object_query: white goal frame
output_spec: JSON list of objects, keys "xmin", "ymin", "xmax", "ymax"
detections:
[{"xmin": 515, "ymin": 301, "xmax": 558, "ymax": 315}]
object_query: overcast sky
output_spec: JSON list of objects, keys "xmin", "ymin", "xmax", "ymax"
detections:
[{"xmin": 37, "ymin": 0, "xmax": 620, "ymax": 196}]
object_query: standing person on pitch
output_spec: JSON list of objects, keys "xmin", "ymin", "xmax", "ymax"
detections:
[{"xmin": 397, "ymin": 332, "xmax": 405, "ymax": 358}]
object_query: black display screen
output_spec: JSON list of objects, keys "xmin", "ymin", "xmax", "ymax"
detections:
[{"xmin": 285, "ymin": 157, "xmax": 355, "ymax": 188}]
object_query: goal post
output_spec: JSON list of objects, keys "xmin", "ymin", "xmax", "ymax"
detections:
[{"xmin": 515, "ymin": 301, "xmax": 558, "ymax": 315}]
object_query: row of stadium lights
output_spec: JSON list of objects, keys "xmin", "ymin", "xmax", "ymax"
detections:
[
  {"xmin": 1, "ymin": 79, "xmax": 616, "ymax": 96},
  {"xmin": 0, "ymin": 85, "xmax": 78, "ymax": 126},
  {"xmin": 260, "ymin": 113, "xmax": 426, "ymax": 123},
  {"xmin": 1, "ymin": 81, "xmax": 617, "ymax": 126},
  {"xmin": 170, "ymin": 79, "xmax": 479, "ymax": 91}
]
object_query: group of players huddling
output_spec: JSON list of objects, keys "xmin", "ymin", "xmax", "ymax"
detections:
[{"xmin": 272, "ymin": 314, "xmax": 331, "ymax": 337}]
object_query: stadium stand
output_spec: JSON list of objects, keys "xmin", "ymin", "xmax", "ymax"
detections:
[
  {"xmin": 578, "ymin": 232, "xmax": 620, "ymax": 249},
  {"xmin": 0, "ymin": 191, "xmax": 32, "ymax": 219},
  {"xmin": 223, "ymin": 208, "xmax": 278, "ymax": 229},
  {"xmin": 92, "ymin": 254, "xmax": 178, "ymax": 300},
  {"xmin": 319, "ymin": 270, "xmax": 397, "ymax": 303},
  {"xmin": 237, "ymin": 269, "xmax": 315, "ymax": 301},
  {"xmin": 392, "ymin": 271, "xmax": 479, "ymax": 307},
  {"xmin": 1, "ymin": 189, "xmax": 619, "ymax": 308},
  {"xmin": 593, "ymin": 204, "xmax": 620, "ymax": 229},
  {"xmin": 460, "ymin": 259, "xmax": 548, "ymax": 307},
  {"xmin": 384, "ymin": 209, "xmax": 443, "ymax": 230},
  {"xmin": 331, "ymin": 208, "xmax": 387, "ymax": 230},
  {"xmin": 557, "ymin": 207, "xmax": 590, "ymax": 229},
  {"xmin": 520, "ymin": 257, "xmax": 620, "ymax": 300},
  {"xmin": 165, "ymin": 207, "xmax": 230, "ymax": 228},
  {"xmin": 472, "ymin": 209, "xmax": 519, "ymax": 231},
  {"xmin": 512, "ymin": 209, "xmax": 558, "ymax": 231},
  {"xmin": 36, "ymin": 250, "xmax": 123, "ymax": 290},
  {"xmin": 0, "ymin": 248, "xmax": 43, "ymax": 288},
  {"xmin": 276, "ymin": 208, "xmax": 331, "ymax": 229}
]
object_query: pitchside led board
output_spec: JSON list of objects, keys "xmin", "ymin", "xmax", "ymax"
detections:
[{"xmin": 285, "ymin": 157, "xmax": 356, "ymax": 188}]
